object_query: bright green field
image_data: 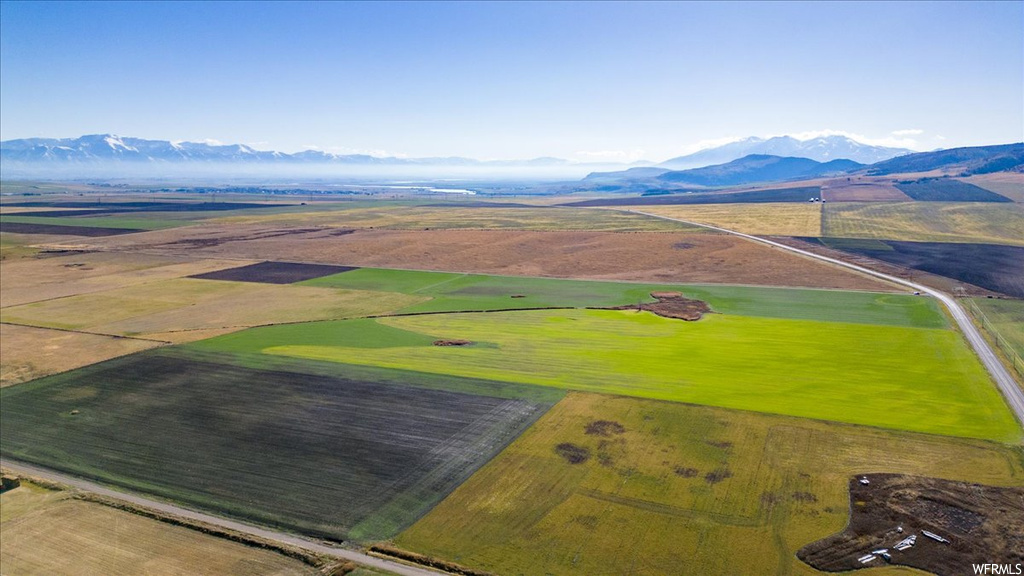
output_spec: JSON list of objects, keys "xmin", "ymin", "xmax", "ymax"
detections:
[
  {"xmin": 303, "ymin": 268, "xmax": 947, "ymax": 328},
  {"xmin": 196, "ymin": 308, "xmax": 1019, "ymax": 442}
]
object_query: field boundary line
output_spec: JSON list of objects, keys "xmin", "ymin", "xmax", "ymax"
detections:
[
  {"xmin": 0, "ymin": 321, "xmax": 173, "ymax": 344},
  {"xmin": 0, "ymin": 459, "xmax": 448, "ymax": 576},
  {"xmin": 620, "ymin": 209, "xmax": 1024, "ymax": 429},
  {"xmin": 965, "ymin": 299, "xmax": 1024, "ymax": 380}
]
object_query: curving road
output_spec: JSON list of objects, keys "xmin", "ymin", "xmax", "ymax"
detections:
[
  {"xmin": 0, "ymin": 459, "xmax": 442, "ymax": 576},
  {"xmin": 626, "ymin": 209, "xmax": 1024, "ymax": 428}
]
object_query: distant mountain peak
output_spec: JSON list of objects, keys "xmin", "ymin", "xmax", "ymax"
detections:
[{"xmin": 663, "ymin": 134, "xmax": 913, "ymax": 169}]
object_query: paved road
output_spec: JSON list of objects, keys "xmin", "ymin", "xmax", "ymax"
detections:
[
  {"xmin": 627, "ymin": 209, "xmax": 1024, "ymax": 428},
  {"xmin": 0, "ymin": 460, "xmax": 441, "ymax": 576}
]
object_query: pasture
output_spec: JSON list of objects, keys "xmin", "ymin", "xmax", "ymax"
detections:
[
  {"xmin": 212, "ymin": 203, "xmax": 700, "ymax": 232},
  {"xmin": 0, "ymin": 277, "xmax": 425, "ymax": 342},
  {"xmin": 619, "ymin": 203, "xmax": 823, "ymax": 236},
  {"xmin": 207, "ymin": 306, "xmax": 1019, "ymax": 441},
  {"xmin": 963, "ymin": 173, "xmax": 1024, "ymax": 202},
  {"xmin": 821, "ymin": 202, "xmax": 1024, "ymax": 246},
  {"xmin": 395, "ymin": 393, "xmax": 1024, "ymax": 576},
  {"xmin": 0, "ymin": 349, "xmax": 554, "ymax": 541},
  {"xmin": 0, "ymin": 482, "xmax": 315, "ymax": 576},
  {"xmin": 0, "ymin": 323, "xmax": 161, "ymax": 387},
  {"xmin": 969, "ymin": 298, "xmax": 1024, "ymax": 361},
  {"xmin": 306, "ymin": 268, "xmax": 941, "ymax": 326}
]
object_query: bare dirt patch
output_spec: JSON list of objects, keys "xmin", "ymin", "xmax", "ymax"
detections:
[
  {"xmin": 704, "ymin": 468, "xmax": 733, "ymax": 485},
  {"xmin": 798, "ymin": 473, "xmax": 1024, "ymax": 575},
  {"xmin": 610, "ymin": 292, "xmax": 713, "ymax": 321},
  {"xmin": 81, "ymin": 226, "xmax": 897, "ymax": 291},
  {"xmin": 554, "ymin": 443, "xmax": 591, "ymax": 464},
  {"xmin": 585, "ymin": 420, "xmax": 626, "ymax": 437},
  {"xmin": 189, "ymin": 261, "xmax": 358, "ymax": 284},
  {"xmin": 433, "ymin": 339, "xmax": 473, "ymax": 347}
]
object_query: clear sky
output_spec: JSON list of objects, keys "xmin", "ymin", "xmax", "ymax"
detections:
[{"xmin": 1, "ymin": 1, "xmax": 1021, "ymax": 162}]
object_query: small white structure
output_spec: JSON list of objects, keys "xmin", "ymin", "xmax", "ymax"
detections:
[
  {"xmin": 859, "ymin": 477, "xmax": 870, "ymax": 485},
  {"xmin": 922, "ymin": 530, "xmax": 950, "ymax": 544},
  {"xmin": 858, "ymin": 554, "xmax": 877, "ymax": 564}
]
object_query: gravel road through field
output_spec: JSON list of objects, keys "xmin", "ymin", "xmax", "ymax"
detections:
[{"xmin": 0, "ymin": 459, "xmax": 442, "ymax": 576}]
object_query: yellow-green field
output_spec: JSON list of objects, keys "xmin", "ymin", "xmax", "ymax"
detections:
[
  {"xmin": 0, "ymin": 277, "xmax": 425, "ymax": 342},
  {"xmin": 623, "ymin": 203, "xmax": 823, "ymax": 236},
  {"xmin": 822, "ymin": 202, "xmax": 1024, "ymax": 246},
  {"xmin": 395, "ymin": 392, "xmax": 1024, "ymax": 576},
  {"xmin": 0, "ymin": 482, "xmax": 315, "ymax": 576},
  {"xmin": 0, "ymin": 324, "xmax": 163, "ymax": 387},
  {"xmin": 253, "ymin": 308, "xmax": 1019, "ymax": 441},
  {"xmin": 962, "ymin": 173, "xmax": 1024, "ymax": 203},
  {"xmin": 212, "ymin": 204, "xmax": 701, "ymax": 232}
]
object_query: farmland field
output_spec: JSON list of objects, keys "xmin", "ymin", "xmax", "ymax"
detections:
[
  {"xmin": 821, "ymin": 202, "xmax": 1024, "ymax": 246},
  {"xmin": 565, "ymin": 186, "xmax": 823, "ymax": 206},
  {"xmin": 0, "ymin": 323, "xmax": 162, "ymax": 387},
  {"xmin": 969, "ymin": 298, "xmax": 1024, "ymax": 360},
  {"xmin": 618, "ymin": 203, "xmax": 823, "ymax": 236},
  {"xmin": 963, "ymin": 173, "xmax": 1024, "ymax": 202},
  {"xmin": 305, "ymin": 268, "xmax": 940, "ymax": 325},
  {"xmin": 804, "ymin": 238, "xmax": 1024, "ymax": 298},
  {"xmin": 0, "ymin": 214, "xmax": 186, "ymax": 231},
  {"xmin": 394, "ymin": 393, "xmax": 1024, "ymax": 576},
  {"xmin": 197, "ymin": 305, "xmax": 1020, "ymax": 441},
  {"xmin": 81, "ymin": 226, "xmax": 896, "ymax": 291},
  {"xmin": 212, "ymin": 203, "xmax": 700, "ymax": 232},
  {"xmin": 894, "ymin": 178, "xmax": 1013, "ymax": 202},
  {"xmin": 0, "ymin": 252, "xmax": 252, "ymax": 308},
  {"xmin": 0, "ymin": 482, "xmax": 316, "ymax": 576},
  {"xmin": 0, "ymin": 277, "xmax": 425, "ymax": 341},
  {"xmin": 0, "ymin": 349, "xmax": 556, "ymax": 541}
]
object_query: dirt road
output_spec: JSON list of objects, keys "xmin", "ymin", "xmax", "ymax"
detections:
[
  {"xmin": 0, "ymin": 459, "xmax": 443, "ymax": 576},
  {"xmin": 627, "ymin": 209, "xmax": 1024, "ymax": 429}
]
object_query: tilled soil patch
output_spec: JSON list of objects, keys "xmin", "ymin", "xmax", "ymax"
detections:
[
  {"xmin": 608, "ymin": 292, "xmax": 712, "ymax": 320},
  {"xmin": 798, "ymin": 473, "xmax": 1024, "ymax": 575},
  {"xmin": 189, "ymin": 261, "xmax": 358, "ymax": 284}
]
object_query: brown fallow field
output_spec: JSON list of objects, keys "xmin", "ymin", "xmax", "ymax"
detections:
[
  {"xmin": 78, "ymin": 225, "xmax": 895, "ymax": 291},
  {"xmin": 820, "ymin": 177, "xmax": 913, "ymax": 202}
]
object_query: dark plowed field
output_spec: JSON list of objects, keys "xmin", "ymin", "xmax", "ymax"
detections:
[
  {"xmin": 564, "ymin": 186, "xmax": 821, "ymax": 206},
  {"xmin": 799, "ymin": 474, "xmax": 1024, "ymax": 575},
  {"xmin": 0, "ymin": 222, "xmax": 144, "ymax": 236},
  {"xmin": 0, "ymin": 350, "xmax": 550, "ymax": 541},
  {"xmin": 189, "ymin": 261, "xmax": 358, "ymax": 284},
  {"xmin": 803, "ymin": 238, "xmax": 1024, "ymax": 297},
  {"xmin": 895, "ymin": 178, "xmax": 1012, "ymax": 202}
]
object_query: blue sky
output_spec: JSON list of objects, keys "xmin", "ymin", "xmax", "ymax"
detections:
[{"xmin": 1, "ymin": 1, "xmax": 1021, "ymax": 162}]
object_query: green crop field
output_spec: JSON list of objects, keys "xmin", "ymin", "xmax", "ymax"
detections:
[
  {"xmin": 821, "ymin": 202, "xmax": 1024, "ymax": 246},
  {"xmin": 305, "ymin": 267, "xmax": 944, "ymax": 327},
  {"xmin": 394, "ymin": 393, "xmax": 1024, "ymax": 576},
  {"xmin": 197, "ymin": 305, "xmax": 1018, "ymax": 441},
  {"xmin": 970, "ymin": 298, "xmax": 1024, "ymax": 360},
  {"xmin": 0, "ymin": 349, "xmax": 556, "ymax": 541}
]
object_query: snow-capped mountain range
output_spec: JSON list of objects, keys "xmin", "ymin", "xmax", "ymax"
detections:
[{"xmin": 659, "ymin": 135, "xmax": 913, "ymax": 169}]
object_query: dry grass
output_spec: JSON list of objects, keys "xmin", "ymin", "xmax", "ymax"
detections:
[
  {"xmin": 962, "ymin": 173, "xmax": 1024, "ymax": 202},
  {"xmin": 0, "ymin": 324, "xmax": 161, "ymax": 387},
  {"xmin": 823, "ymin": 202, "xmax": 1024, "ymax": 246},
  {"xmin": 626, "ymin": 203, "xmax": 824, "ymax": 236},
  {"xmin": 212, "ymin": 204, "xmax": 697, "ymax": 232},
  {"xmin": 0, "ymin": 483, "xmax": 315, "ymax": 576},
  {"xmin": 0, "ymin": 251, "xmax": 254, "ymax": 308},
  {"xmin": 83, "ymin": 226, "xmax": 895, "ymax": 291},
  {"xmin": 1, "ymin": 278, "xmax": 426, "ymax": 342},
  {"xmin": 396, "ymin": 392, "xmax": 1024, "ymax": 576}
]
